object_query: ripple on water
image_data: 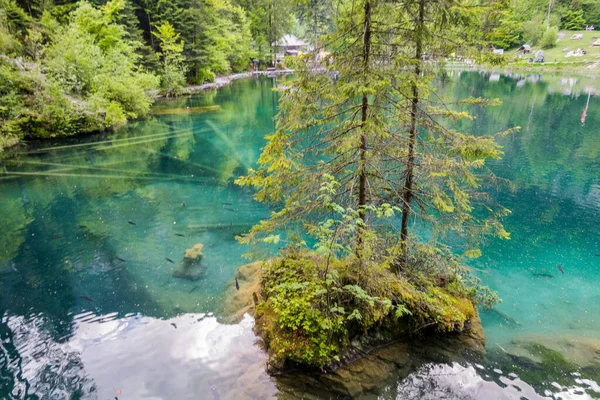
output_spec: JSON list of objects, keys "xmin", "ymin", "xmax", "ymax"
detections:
[
  {"xmin": 0, "ymin": 311, "xmax": 276, "ymax": 399},
  {"xmin": 393, "ymin": 363, "xmax": 566, "ymax": 400}
]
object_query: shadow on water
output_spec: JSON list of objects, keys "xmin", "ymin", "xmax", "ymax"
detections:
[{"xmin": 0, "ymin": 73, "xmax": 599, "ymax": 398}]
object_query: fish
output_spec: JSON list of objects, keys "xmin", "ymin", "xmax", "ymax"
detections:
[
  {"xmin": 533, "ymin": 273, "xmax": 554, "ymax": 278},
  {"xmin": 128, "ymin": 220, "xmax": 136, "ymax": 225},
  {"xmin": 235, "ymin": 277, "xmax": 240, "ymax": 290},
  {"xmin": 223, "ymin": 208, "xmax": 235, "ymax": 212},
  {"xmin": 170, "ymin": 323, "xmax": 177, "ymax": 329},
  {"xmin": 175, "ymin": 233, "xmax": 185, "ymax": 237},
  {"xmin": 80, "ymin": 295, "xmax": 94, "ymax": 302},
  {"xmin": 165, "ymin": 257, "xmax": 175, "ymax": 263},
  {"xmin": 116, "ymin": 257, "xmax": 126, "ymax": 262},
  {"xmin": 222, "ymin": 202, "xmax": 233, "ymax": 206},
  {"xmin": 50, "ymin": 235, "xmax": 64, "ymax": 240},
  {"xmin": 595, "ymin": 254, "xmax": 600, "ymax": 257},
  {"xmin": 557, "ymin": 264, "xmax": 564, "ymax": 274},
  {"xmin": 182, "ymin": 201, "xmax": 186, "ymax": 208},
  {"xmin": 189, "ymin": 286, "xmax": 199, "ymax": 294}
]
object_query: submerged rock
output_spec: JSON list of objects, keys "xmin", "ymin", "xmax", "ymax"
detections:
[
  {"xmin": 507, "ymin": 334, "xmax": 600, "ymax": 371},
  {"xmin": 219, "ymin": 262, "xmax": 262, "ymax": 323},
  {"xmin": 220, "ymin": 262, "xmax": 487, "ymax": 398},
  {"xmin": 486, "ymin": 334, "xmax": 600, "ymax": 394},
  {"xmin": 172, "ymin": 243, "xmax": 207, "ymax": 281}
]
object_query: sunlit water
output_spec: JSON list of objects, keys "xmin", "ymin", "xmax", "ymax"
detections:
[{"xmin": 0, "ymin": 72, "xmax": 599, "ymax": 399}]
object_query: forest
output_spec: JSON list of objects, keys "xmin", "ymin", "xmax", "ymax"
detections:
[{"xmin": 0, "ymin": 0, "xmax": 598, "ymax": 149}]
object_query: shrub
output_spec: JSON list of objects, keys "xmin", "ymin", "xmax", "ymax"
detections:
[
  {"xmin": 195, "ymin": 67, "xmax": 216, "ymax": 84},
  {"xmin": 540, "ymin": 27, "xmax": 558, "ymax": 50},
  {"xmin": 283, "ymin": 56, "xmax": 297, "ymax": 69}
]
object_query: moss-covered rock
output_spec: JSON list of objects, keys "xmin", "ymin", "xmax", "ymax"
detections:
[
  {"xmin": 221, "ymin": 253, "xmax": 486, "ymax": 371},
  {"xmin": 221, "ymin": 259, "xmax": 487, "ymax": 398},
  {"xmin": 252, "ymin": 253, "xmax": 481, "ymax": 369}
]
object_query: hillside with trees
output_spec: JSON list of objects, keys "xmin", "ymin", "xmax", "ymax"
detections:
[{"xmin": 0, "ymin": 0, "xmax": 597, "ymax": 150}]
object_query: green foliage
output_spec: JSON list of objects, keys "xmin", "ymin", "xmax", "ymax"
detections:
[
  {"xmin": 521, "ymin": 13, "xmax": 547, "ymax": 46},
  {"xmin": 255, "ymin": 240, "xmax": 492, "ymax": 368},
  {"xmin": 540, "ymin": 27, "xmax": 558, "ymax": 50},
  {"xmin": 486, "ymin": 10, "xmax": 522, "ymax": 49},
  {"xmin": 153, "ymin": 21, "xmax": 187, "ymax": 96},
  {"xmin": 561, "ymin": 10, "xmax": 586, "ymax": 30},
  {"xmin": 234, "ymin": 0, "xmax": 295, "ymax": 62},
  {"xmin": 0, "ymin": 0, "xmax": 159, "ymax": 149},
  {"xmin": 0, "ymin": 0, "xmax": 30, "ymax": 38},
  {"xmin": 45, "ymin": 0, "xmax": 158, "ymax": 121},
  {"xmin": 282, "ymin": 55, "xmax": 297, "ymax": 69}
]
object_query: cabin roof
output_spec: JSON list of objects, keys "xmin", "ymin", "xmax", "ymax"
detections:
[{"xmin": 274, "ymin": 34, "xmax": 308, "ymax": 47}]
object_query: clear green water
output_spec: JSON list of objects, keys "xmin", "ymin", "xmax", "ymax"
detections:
[{"xmin": 0, "ymin": 73, "xmax": 599, "ymax": 399}]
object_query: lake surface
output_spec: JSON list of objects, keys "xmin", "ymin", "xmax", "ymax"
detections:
[{"xmin": 0, "ymin": 72, "xmax": 599, "ymax": 399}]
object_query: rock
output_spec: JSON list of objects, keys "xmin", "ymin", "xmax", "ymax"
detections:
[
  {"xmin": 184, "ymin": 243, "xmax": 204, "ymax": 262},
  {"xmin": 171, "ymin": 243, "xmax": 207, "ymax": 281},
  {"xmin": 321, "ymin": 348, "xmax": 404, "ymax": 397},
  {"xmin": 318, "ymin": 313, "xmax": 485, "ymax": 398},
  {"xmin": 219, "ymin": 262, "xmax": 262, "ymax": 323},
  {"xmin": 507, "ymin": 334, "xmax": 600, "ymax": 370}
]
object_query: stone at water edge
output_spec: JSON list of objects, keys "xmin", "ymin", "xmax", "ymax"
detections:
[
  {"xmin": 171, "ymin": 243, "xmax": 207, "ymax": 281},
  {"xmin": 507, "ymin": 334, "xmax": 600, "ymax": 370},
  {"xmin": 219, "ymin": 262, "xmax": 262, "ymax": 323}
]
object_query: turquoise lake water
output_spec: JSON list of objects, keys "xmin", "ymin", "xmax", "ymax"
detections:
[{"xmin": 0, "ymin": 72, "xmax": 599, "ymax": 399}]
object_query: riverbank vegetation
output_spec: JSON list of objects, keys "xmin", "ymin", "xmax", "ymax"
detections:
[
  {"xmin": 0, "ymin": 0, "xmax": 326, "ymax": 148},
  {"xmin": 236, "ymin": 0, "xmax": 514, "ymax": 369},
  {"xmin": 1, "ymin": 0, "xmax": 594, "ymax": 149}
]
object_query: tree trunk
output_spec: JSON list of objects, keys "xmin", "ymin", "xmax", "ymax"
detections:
[
  {"xmin": 147, "ymin": 12, "xmax": 155, "ymax": 51},
  {"xmin": 313, "ymin": 0, "xmax": 319, "ymax": 65},
  {"xmin": 398, "ymin": 0, "xmax": 425, "ymax": 269},
  {"xmin": 268, "ymin": 1, "xmax": 274, "ymax": 66},
  {"xmin": 357, "ymin": 0, "xmax": 372, "ymax": 258}
]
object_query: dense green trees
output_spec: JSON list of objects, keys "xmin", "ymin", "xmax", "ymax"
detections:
[
  {"xmin": 0, "ymin": 0, "xmax": 320, "ymax": 148},
  {"xmin": 0, "ymin": 0, "xmax": 158, "ymax": 147},
  {"xmin": 153, "ymin": 21, "xmax": 186, "ymax": 96}
]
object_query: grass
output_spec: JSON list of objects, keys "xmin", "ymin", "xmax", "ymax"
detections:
[{"xmin": 508, "ymin": 30, "xmax": 600, "ymax": 69}]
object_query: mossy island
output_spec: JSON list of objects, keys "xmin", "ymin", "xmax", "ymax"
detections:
[{"xmin": 220, "ymin": 252, "xmax": 489, "ymax": 397}]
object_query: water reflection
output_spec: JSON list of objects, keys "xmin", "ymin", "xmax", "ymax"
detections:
[
  {"xmin": 391, "ymin": 360, "xmax": 600, "ymax": 400},
  {"xmin": 0, "ymin": 312, "xmax": 275, "ymax": 399},
  {"xmin": 394, "ymin": 363, "xmax": 546, "ymax": 400}
]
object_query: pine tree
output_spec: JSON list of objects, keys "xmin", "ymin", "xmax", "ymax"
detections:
[
  {"xmin": 238, "ymin": 0, "xmax": 512, "ymax": 269},
  {"xmin": 153, "ymin": 21, "xmax": 186, "ymax": 96}
]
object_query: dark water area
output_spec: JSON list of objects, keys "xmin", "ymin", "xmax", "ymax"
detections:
[{"xmin": 0, "ymin": 72, "xmax": 599, "ymax": 399}]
